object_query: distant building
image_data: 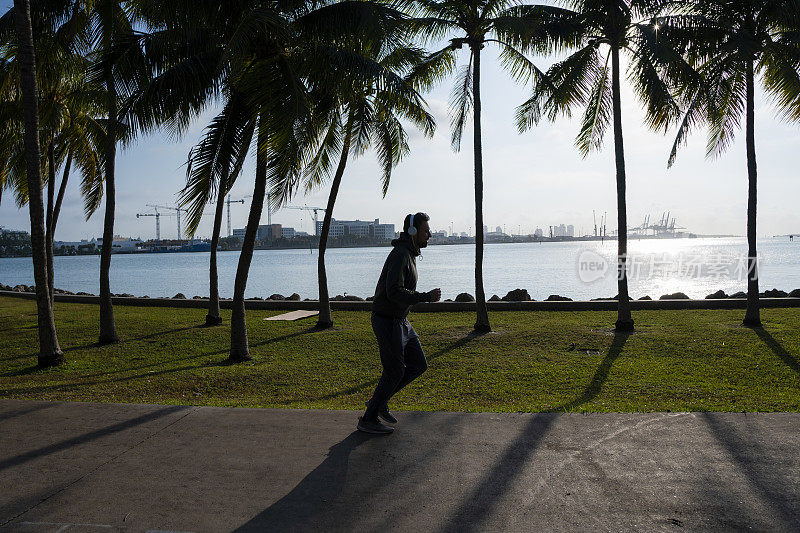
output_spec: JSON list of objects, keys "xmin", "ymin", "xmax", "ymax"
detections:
[
  {"xmin": 495, "ymin": 226, "xmax": 502, "ymax": 234},
  {"xmin": 54, "ymin": 238, "xmax": 94, "ymax": 249},
  {"xmin": 567, "ymin": 224, "xmax": 575, "ymax": 237},
  {"xmin": 315, "ymin": 218, "xmax": 395, "ymax": 240},
  {"xmin": 281, "ymin": 227, "xmax": 296, "ymax": 239},
  {"xmin": 534, "ymin": 228, "xmax": 543, "ymax": 238},
  {"xmin": 232, "ymin": 228, "xmax": 246, "ymax": 241},
  {"xmin": 257, "ymin": 224, "xmax": 282, "ymax": 241},
  {"xmin": 432, "ymin": 230, "xmax": 447, "ymax": 238},
  {"xmin": 95, "ymin": 235, "xmax": 141, "ymax": 253}
]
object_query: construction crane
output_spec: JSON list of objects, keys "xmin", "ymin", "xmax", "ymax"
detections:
[
  {"xmin": 141, "ymin": 204, "xmax": 213, "ymax": 240},
  {"xmin": 282, "ymin": 205, "xmax": 326, "ymax": 234},
  {"xmin": 226, "ymin": 195, "xmax": 252, "ymax": 237},
  {"xmin": 136, "ymin": 207, "xmax": 176, "ymax": 241},
  {"xmin": 593, "ymin": 210, "xmax": 597, "ymax": 237},
  {"xmin": 144, "ymin": 204, "xmax": 189, "ymax": 240}
]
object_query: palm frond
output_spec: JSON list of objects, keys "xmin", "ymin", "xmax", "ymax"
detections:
[
  {"xmin": 449, "ymin": 52, "xmax": 473, "ymax": 151},
  {"xmin": 516, "ymin": 43, "xmax": 598, "ymax": 131},
  {"xmin": 492, "ymin": 4, "xmax": 585, "ymax": 55},
  {"xmin": 667, "ymin": 91, "xmax": 705, "ymax": 167},
  {"xmin": 760, "ymin": 37, "xmax": 800, "ymax": 122},
  {"xmin": 576, "ymin": 49, "xmax": 611, "ymax": 155},
  {"xmin": 405, "ymin": 43, "xmax": 457, "ymax": 93},
  {"xmin": 179, "ymin": 94, "xmax": 255, "ymax": 236}
]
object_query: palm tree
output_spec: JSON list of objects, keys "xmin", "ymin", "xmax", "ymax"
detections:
[
  {"xmin": 515, "ymin": 0, "xmax": 684, "ymax": 332},
  {"xmin": 182, "ymin": 93, "xmax": 254, "ymax": 327},
  {"xmin": 0, "ymin": 49, "xmax": 105, "ymax": 305},
  {"xmin": 304, "ymin": 42, "xmax": 435, "ymax": 329},
  {"xmin": 662, "ymin": 0, "xmax": 800, "ymax": 327},
  {"xmin": 172, "ymin": 0, "xmax": 423, "ymax": 361},
  {"xmin": 11, "ymin": 0, "xmax": 62, "ymax": 366},
  {"xmin": 88, "ymin": 0, "xmax": 152, "ymax": 344},
  {"xmin": 401, "ymin": 0, "xmax": 567, "ymax": 333}
]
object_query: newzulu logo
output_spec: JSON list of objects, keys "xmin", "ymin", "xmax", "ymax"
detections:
[{"xmin": 577, "ymin": 249, "xmax": 609, "ymax": 283}]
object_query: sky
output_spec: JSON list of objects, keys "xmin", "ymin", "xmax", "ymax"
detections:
[{"xmin": 2, "ymin": 3, "xmax": 800, "ymax": 241}]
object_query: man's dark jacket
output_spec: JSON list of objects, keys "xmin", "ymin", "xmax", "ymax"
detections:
[{"xmin": 372, "ymin": 233, "xmax": 431, "ymax": 318}]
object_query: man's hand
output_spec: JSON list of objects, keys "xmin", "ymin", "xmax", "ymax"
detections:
[{"xmin": 428, "ymin": 288, "xmax": 442, "ymax": 302}]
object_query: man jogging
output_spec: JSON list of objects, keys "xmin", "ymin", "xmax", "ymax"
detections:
[{"xmin": 358, "ymin": 212, "xmax": 441, "ymax": 435}]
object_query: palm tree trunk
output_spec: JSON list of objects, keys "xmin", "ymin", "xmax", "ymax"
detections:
[
  {"xmin": 52, "ymin": 148, "xmax": 72, "ymax": 232},
  {"xmin": 99, "ymin": 74, "xmax": 119, "ymax": 344},
  {"xmin": 472, "ymin": 46, "xmax": 490, "ymax": 333},
  {"xmin": 230, "ymin": 128, "xmax": 267, "ymax": 362},
  {"xmin": 14, "ymin": 0, "xmax": 63, "ymax": 367},
  {"xmin": 206, "ymin": 185, "xmax": 226, "ymax": 326},
  {"xmin": 317, "ymin": 129, "xmax": 351, "ymax": 329},
  {"xmin": 611, "ymin": 46, "xmax": 633, "ymax": 332},
  {"xmin": 48, "ymin": 148, "xmax": 72, "ymax": 301},
  {"xmin": 46, "ymin": 144, "xmax": 56, "ymax": 304},
  {"xmin": 743, "ymin": 59, "xmax": 761, "ymax": 327}
]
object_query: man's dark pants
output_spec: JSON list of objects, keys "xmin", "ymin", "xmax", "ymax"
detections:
[{"xmin": 363, "ymin": 313, "xmax": 428, "ymax": 421}]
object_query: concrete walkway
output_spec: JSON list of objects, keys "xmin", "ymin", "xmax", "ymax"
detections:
[{"xmin": 1, "ymin": 400, "xmax": 799, "ymax": 532}]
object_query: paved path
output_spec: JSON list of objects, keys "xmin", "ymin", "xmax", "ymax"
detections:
[{"xmin": 1, "ymin": 400, "xmax": 799, "ymax": 532}]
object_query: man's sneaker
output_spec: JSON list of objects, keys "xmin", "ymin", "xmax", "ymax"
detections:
[
  {"xmin": 366, "ymin": 399, "xmax": 398, "ymax": 424},
  {"xmin": 357, "ymin": 417, "xmax": 394, "ymax": 435}
]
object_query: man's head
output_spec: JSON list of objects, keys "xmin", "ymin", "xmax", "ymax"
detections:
[{"xmin": 403, "ymin": 212, "xmax": 431, "ymax": 249}]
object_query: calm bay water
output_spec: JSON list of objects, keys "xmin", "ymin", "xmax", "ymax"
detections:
[{"xmin": 1, "ymin": 237, "xmax": 798, "ymax": 301}]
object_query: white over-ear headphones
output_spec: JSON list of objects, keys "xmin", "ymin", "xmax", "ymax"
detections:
[{"xmin": 407, "ymin": 213, "xmax": 417, "ymax": 236}]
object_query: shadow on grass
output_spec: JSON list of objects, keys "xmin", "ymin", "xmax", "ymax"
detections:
[
  {"xmin": 0, "ymin": 405, "xmax": 189, "ymax": 472},
  {"xmin": 0, "ymin": 352, "xmax": 40, "ymax": 364},
  {"xmin": 0, "ymin": 359, "xmax": 232, "ymax": 396},
  {"xmin": 0, "ymin": 365, "xmax": 47, "ymax": 377},
  {"xmin": 301, "ymin": 333, "xmax": 478, "ymax": 404},
  {"xmin": 754, "ymin": 328, "xmax": 800, "ymax": 376},
  {"xmin": 547, "ymin": 331, "xmax": 630, "ymax": 412},
  {"xmin": 2, "ymin": 326, "xmax": 318, "ymax": 389},
  {"xmin": 62, "ymin": 326, "xmax": 201, "ymax": 352},
  {"xmin": 247, "ymin": 326, "xmax": 322, "ymax": 351}
]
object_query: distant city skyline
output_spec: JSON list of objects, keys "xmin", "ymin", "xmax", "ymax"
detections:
[{"xmin": 2, "ymin": 0, "xmax": 799, "ymax": 241}]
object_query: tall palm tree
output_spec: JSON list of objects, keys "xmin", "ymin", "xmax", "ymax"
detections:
[
  {"xmin": 516, "ymin": 0, "xmax": 684, "ymax": 332},
  {"xmin": 173, "ymin": 0, "xmax": 423, "ymax": 361},
  {"xmin": 402, "ymin": 0, "xmax": 565, "ymax": 333},
  {"xmin": 182, "ymin": 92, "xmax": 254, "ymax": 327},
  {"xmin": 11, "ymin": 0, "xmax": 62, "ymax": 366},
  {"xmin": 0, "ymin": 49, "xmax": 105, "ymax": 305},
  {"xmin": 89, "ymin": 0, "xmax": 151, "ymax": 344},
  {"xmin": 304, "ymin": 42, "xmax": 434, "ymax": 329},
  {"xmin": 662, "ymin": 0, "xmax": 800, "ymax": 327}
]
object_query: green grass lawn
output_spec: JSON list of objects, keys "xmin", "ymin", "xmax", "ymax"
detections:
[{"xmin": 1, "ymin": 296, "xmax": 799, "ymax": 412}]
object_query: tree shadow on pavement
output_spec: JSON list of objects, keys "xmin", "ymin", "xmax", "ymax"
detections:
[
  {"xmin": 0, "ymin": 402, "xmax": 54, "ymax": 422},
  {"xmin": 438, "ymin": 331, "xmax": 630, "ymax": 532},
  {"xmin": 236, "ymin": 332, "xmax": 630, "ymax": 531},
  {"xmin": 232, "ymin": 432, "xmax": 373, "ymax": 532},
  {"xmin": 233, "ymin": 412, "xmax": 465, "ymax": 532},
  {"xmin": 700, "ymin": 413, "xmax": 800, "ymax": 529},
  {"xmin": 0, "ymin": 405, "xmax": 189, "ymax": 472}
]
